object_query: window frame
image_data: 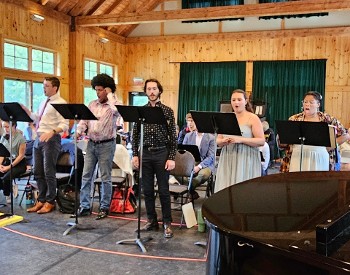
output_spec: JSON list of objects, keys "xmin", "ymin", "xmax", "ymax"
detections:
[{"xmin": 3, "ymin": 40, "xmax": 57, "ymax": 75}]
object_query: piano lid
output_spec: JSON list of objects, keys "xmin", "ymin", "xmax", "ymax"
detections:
[{"xmin": 203, "ymin": 171, "xmax": 350, "ymax": 235}]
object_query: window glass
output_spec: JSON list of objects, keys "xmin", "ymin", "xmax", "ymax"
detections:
[
  {"xmin": 4, "ymin": 43, "xmax": 28, "ymax": 70},
  {"xmin": 84, "ymin": 60, "xmax": 98, "ymax": 80},
  {"xmin": 84, "ymin": 87, "xmax": 96, "ymax": 106},
  {"xmin": 3, "ymin": 79, "xmax": 30, "ymax": 134},
  {"xmin": 100, "ymin": 64, "xmax": 113, "ymax": 77}
]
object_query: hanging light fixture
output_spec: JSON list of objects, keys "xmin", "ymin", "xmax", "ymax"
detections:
[
  {"xmin": 99, "ymin": 37, "xmax": 109, "ymax": 44},
  {"xmin": 31, "ymin": 14, "xmax": 45, "ymax": 22}
]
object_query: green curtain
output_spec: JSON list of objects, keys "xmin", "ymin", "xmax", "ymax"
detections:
[
  {"xmin": 252, "ymin": 59, "xmax": 326, "ymax": 129},
  {"xmin": 178, "ymin": 62, "xmax": 246, "ymax": 127}
]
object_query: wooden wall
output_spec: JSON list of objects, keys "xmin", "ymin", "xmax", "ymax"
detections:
[
  {"xmin": 125, "ymin": 29, "xmax": 350, "ymax": 128},
  {"xmin": 0, "ymin": 1, "xmax": 69, "ymax": 100},
  {"xmin": 0, "ymin": 2, "xmax": 126, "ymax": 105},
  {"xmin": 0, "ymin": 1, "xmax": 349, "ymax": 128}
]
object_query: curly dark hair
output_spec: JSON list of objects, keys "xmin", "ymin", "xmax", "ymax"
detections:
[{"xmin": 91, "ymin": 73, "xmax": 116, "ymax": 93}]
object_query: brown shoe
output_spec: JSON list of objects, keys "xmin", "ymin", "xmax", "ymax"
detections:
[
  {"xmin": 37, "ymin": 202, "xmax": 55, "ymax": 214},
  {"xmin": 27, "ymin": 201, "xmax": 44, "ymax": 213},
  {"xmin": 163, "ymin": 222, "xmax": 173, "ymax": 238}
]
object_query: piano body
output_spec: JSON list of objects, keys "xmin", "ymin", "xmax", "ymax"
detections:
[{"xmin": 202, "ymin": 171, "xmax": 350, "ymax": 275}]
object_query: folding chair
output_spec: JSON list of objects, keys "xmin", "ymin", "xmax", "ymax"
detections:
[
  {"xmin": 55, "ymin": 151, "xmax": 74, "ymax": 186},
  {"xmin": 156, "ymin": 150, "xmax": 195, "ymax": 227}
]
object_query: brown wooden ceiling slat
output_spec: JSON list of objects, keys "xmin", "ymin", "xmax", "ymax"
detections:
[
  {"xmin": 56, "ymin": 0, "xmax": 79, "ymax": 14},
  {"xmin": 87, "ymin": 0, "xmax": 107, "ymax": 16},
  {"xmin": 112, "ymin": 0, "xmax": 163, "ymax": 36},
  {"xmin": 69, "ymin": 0, "xmax": 102, "ymax": 16}
]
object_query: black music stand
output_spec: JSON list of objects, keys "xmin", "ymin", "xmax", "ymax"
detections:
[
  {"xmin": 51, "ymin": 104, "xmax": 97, "ymax": 236},
  {"xmin": 116, "ymin": 105, "xmax": 167, "ymax": 253},
  {"xmin": 275, "ymin": 120, "xmax": 334, "ymax": 171},
  {"xmin": 190, "ymin": 111, "xmax": 241, "ymax": 247},
  {"xmin": 0, "ymin": 103, "xmax": 32, "ymax": 218},
  {"xmin": 177, "ymin": 144, "xmax": 201, "ymax": 162}
]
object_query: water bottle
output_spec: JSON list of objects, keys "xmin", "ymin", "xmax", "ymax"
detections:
[
  {"xmin": 25, "ymin": 184, "xmax": 33, "ymax": 205},
  {"xmin": 197, "ymin": 208, "xmax": 206, "ymax": 233}
]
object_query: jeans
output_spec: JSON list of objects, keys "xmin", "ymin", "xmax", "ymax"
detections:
[
  {"xmin": 80, "ymin": 140, "xmax": 115, "ymax": 210},
  {"xmin": 142, "ymin": 148, "xmax": 172, "ymax": 223},
  {"xmin": 33, "ymin": 134, "xmax": 61, "ymax": 204}
]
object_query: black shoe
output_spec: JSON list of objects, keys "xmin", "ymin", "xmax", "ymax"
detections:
[
  {"xmin": 139, "ymin": 220, "xmax": 159, "ymax": 232},
  {"xmin": 77, "ymin": 208, "xmax": 91, "ymax": 217},
  {"xmin": 96, "ymin": 209, "xmax": 109, "ymax": 220},
  {"xmin": 163, "ymin": 222, "xmax": 173, "ymax": 238}
]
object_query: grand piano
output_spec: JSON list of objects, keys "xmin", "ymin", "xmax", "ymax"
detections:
[{"xmin": 202, "ymin": 171, "xmax": 350, "ymax": 275}]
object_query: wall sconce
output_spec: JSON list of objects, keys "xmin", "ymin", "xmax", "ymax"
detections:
[
  {"xmin": 31, "ymin": 14, "xmax": 45, "ymax": 22},
  {"xmin": 99, "ymin": 37, "xmax": 109, "ymax": 44}
]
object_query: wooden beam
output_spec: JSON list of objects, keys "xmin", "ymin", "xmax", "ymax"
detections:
[
  {"xmin": 76, "ymin": 0, "xmax": 350, "ymax": 27},
  {"xmin": 125, "ymin": 26, "xmax": 350, "ymax": 44},
  {"xmin": 5, "ymin": 0, "xmax": 70, "ymax": 24}
]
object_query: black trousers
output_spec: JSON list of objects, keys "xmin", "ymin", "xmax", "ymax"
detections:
[{"xmin": 142, "ymin": 148, "xmax": 172, "ymax": 223}]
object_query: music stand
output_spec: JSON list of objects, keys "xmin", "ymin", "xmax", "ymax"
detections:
[
  {"xmin": 0, "ymin": 103, "xmax": 32, "ymax": 218},
  {"xmin": 177, "ymin": 144, "xmax": 201, "ymax": 162},
  {"xmin": 116, "ymin": 105, "xmax": 167, "ymax": 253},
  {"xmin": 51, "ymin": 104, "xmax": 97, "ymax": 236},
  {"xmin": 190, "ymin": 111, "xmax": 241, "ymax": 247},
  {"xmin": 275, "ymin": 120, "xmax": 334, "ymax": 171}
]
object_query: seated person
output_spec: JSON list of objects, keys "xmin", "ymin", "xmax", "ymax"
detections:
[
  {"xmin": 262, "ymin": 121, "xmax": 275, "ymax": 165},
  {"xmin": 0, "ymin": 121, "xmax": 27, "ymax": 197},
  {"xmin": 259, "ymin": 141, "xmax": 270, "ymax": 176},
  {"xmin": 179, "ymin": 113, "xmax": 215, "ymax": 200},
  {"xmin": 24, "ymin": 122, "xmax": 37, "ymax": 141},
  {"xmin": 177, "ymin": 113, "xmax": 193, "ymax": 144}
]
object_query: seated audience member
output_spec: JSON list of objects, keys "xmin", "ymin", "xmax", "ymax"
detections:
[
  {"xmin": 180, "ymin": 113, "xmax": 215, "ymax": 200},
  {"xmin": 259, "ymin": 141, "xmax": 270, "ymax": 176},
  {"xmin": 262, "ymin": 121, "xmax": 275, "ymax": 166},
  {"xmin": 24, "ymin": 122, "xmax": 37, "ymax": 141},
  {"xmin": 177, "ymin": 113, "xmax": 193, "ymax": 144},
  {"xmin": 0, "ymin": 121, "xmax": 27, "ymax": 197}
]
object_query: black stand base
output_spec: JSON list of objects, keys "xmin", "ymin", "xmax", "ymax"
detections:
[
  {"xmin": 116, "ymin": 236, "xmax": 153, "ymax": 253},
  {"xmin": 0, "ymin": 213, "xmax": 13, "ymax": 220}
]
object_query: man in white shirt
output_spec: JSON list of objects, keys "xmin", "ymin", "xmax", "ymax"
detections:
[{"xmin": 23, "ymin": 77, "xmax": 69, "ymax": 214}]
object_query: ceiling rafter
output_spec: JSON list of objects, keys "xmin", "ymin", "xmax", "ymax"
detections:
[
  {"xmin": 112, "ymin": 0, "xmax": 163, "ymax": 36},
  {"xmin": 76, "ymin": 0, "xmax": 350, "ymax": 27},
  {"xmin": 87, "ymin": 0, "xmax": 107, "ymax": 16}
]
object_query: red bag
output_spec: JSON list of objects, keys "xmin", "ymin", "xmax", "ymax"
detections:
[{"xmin": 110, "ymin": 186, "xmax": 136, "ymax": 214}]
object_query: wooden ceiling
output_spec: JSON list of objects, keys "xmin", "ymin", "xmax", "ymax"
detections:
[
  {"xmin": 25, "ymin": 0, "xmax": 162, "ymax": 38},
  {"xmin": 17, "ymin": 0, "xmax": 350, "ymax": 39}
]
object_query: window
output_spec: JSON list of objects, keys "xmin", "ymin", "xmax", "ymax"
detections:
[
  {"xmin": 32, "ymin": 49, "xmax": 54, "ymax": 74},
  {"xmin": 84, "ymin": 87, "xmax": 97, "ymax": 106},
  {"xmin": 4, "ymin": 42, "xmax": 56, "ymax": 74},
  {"xmin": 84, "ymin": 59, "xmax": 114, "ymax": 80},
  {"xmin": 4, "ymin": 43, "xmax": 28, "ymax": 70},
  {"xmin": 83, "ymin": 59, "xmax": 117, "ymax": 104},
  {"xmin": 3, "ymin": 79, "xmax": 46, "ymax": 134}
]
